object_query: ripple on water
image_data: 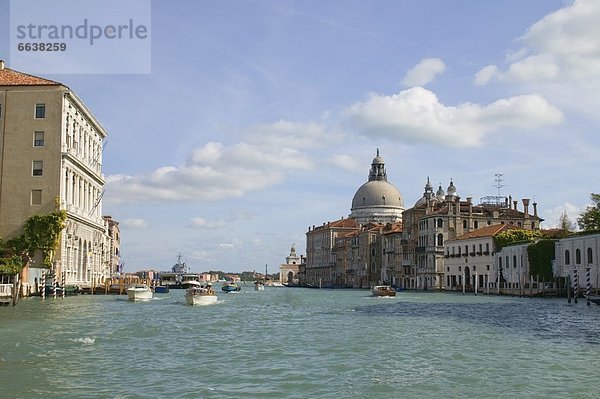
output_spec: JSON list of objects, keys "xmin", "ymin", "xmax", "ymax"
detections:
[{"xmin": 2, "ymin": 290, "xmax": 600, "ymax": 398}]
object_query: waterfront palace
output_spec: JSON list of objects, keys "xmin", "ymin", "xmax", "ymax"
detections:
[
  {"xmin": 301, "ymin": 151, "xmax": 600, "ymax": 292},
  {"xmin": 0, "ymin": 61, "xmax": 120, "ymax": 291}
]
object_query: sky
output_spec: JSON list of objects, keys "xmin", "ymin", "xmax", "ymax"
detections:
[{"xmin": 1, "ymin": 0, "xmax": 599, "ymax": 273}]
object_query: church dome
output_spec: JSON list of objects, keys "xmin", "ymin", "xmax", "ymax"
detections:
[
  {"xmin": 436, "ymin": 184, "xmax": 445, "ymax": 200},
  {"xmin": 352, "ymin": 180, "xmax": 404, "ymax": 209},
  {"xmin": 350, "ymin": 150, "xmax": 404, "ymax": 224}
]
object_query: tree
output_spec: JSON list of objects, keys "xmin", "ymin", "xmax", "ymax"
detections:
[
  {"xmin": 578, "ymin": 193, "xmax": 600, "ymax": 231},
  {"xmin": 558, "ymin": 211, "xmax": 576, "ymax": 237},
  {"xmin": 494, "ymin": 228, "xmax": 541, "ymax": 250},
  {"xmin": 2, "ymin": 210, "xmax": 67, "ymax": 270}
]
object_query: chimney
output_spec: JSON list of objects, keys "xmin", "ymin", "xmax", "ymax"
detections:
[
  {"xmin": 522, "ymin": 198, "xmax": 530, "ymax": 218},
  {"xmin": 0, "ymin": 60, "xmax": 4, "ymax": 70},
  {"xmin": 513, "ymin": 200, "xmax": 518, "ymax": 210},
  {"xmin": 533, "ymin": 202, "xmax": 538, "ymax": 217}
]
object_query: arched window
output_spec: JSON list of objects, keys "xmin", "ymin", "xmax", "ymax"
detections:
[
  {"xmin": 513, "ymin": 255, "xmax": 517, "ymax": 268},
  {"xmin": 588, "ymin": 248, "xmax": 593, "ymax": 264},
  {"xmin": 463, "ymin": 220, "xmax": 468, "ymax": 229},
  {"xmin": 437, "ymin": 218, "xmax": 443, "ymax": 228},
  {"xmin": 437, "ymin": 234, "xmax": 443, "ymax": 246},
  {"xmin": 499, "ymin": 257, "xmax": 503, "ymax": 268},
  {"xmin": 576, "ymin": 249, "xmax": 581, "ymax": 264},
  {"xmin": 565, "ymin": 250, "xmax": 570, "ymax": 265},
  {"xmin": 474, "ymin": 221, "xmax": 479, "ymax": 229}
]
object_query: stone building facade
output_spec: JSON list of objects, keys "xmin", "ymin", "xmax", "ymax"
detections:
[
  {"xmin": 279, "ymin": 244, "xmax": 303, "ymax": 285},
  {"xmin": 553, "ymin": 233, "xmax": 600, "ymax": 290},
  {"xmin": 401, "ymin": 178, "xmax": 543, "ymax": 290},
  {"xmin": 0, "ymin": 61, "xmax": 116, "ymax": 287}
]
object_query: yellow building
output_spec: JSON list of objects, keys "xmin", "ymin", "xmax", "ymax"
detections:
[{"xmin": 0, "ymin": 60, "xmax": 112, "ymax": 287}]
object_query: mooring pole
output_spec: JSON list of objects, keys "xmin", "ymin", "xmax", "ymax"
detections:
[
  {"xmin": 573, "ymin": 269, "xmax": 578, "ymax": 304},
  {"xmin": 586, "ymin": 267, "xmax": 591, "ymax": 306}
]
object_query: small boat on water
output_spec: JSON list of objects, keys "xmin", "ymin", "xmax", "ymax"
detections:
[
  {"xmin": 127, "ymin": 284, "xmax": 153, "ymax": 301},
  {"xmin": 185, "ymin": 286, "xmax": 217, "ymax": 306},
  {"xmin": 254, "ymin": 281, "xmax": 265, "ymax": 291},
  {"xmin": 181, "ymin": 279, "xmax": 202, "ymax": 289},
  {"xmin": 371, "ymin": 285, "xmax": 396, "ymax": 297},
  {"xmin": 222, "ymin": 281, "xmax": 241, "ymax": 292},
  {"xmin": 589, "ymin": 295, "xmax": 600, "ymax": 305}
]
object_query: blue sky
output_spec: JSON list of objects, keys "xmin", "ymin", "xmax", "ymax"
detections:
[{"xmin": 2, "ymin": 0, "xmax": 599, "ymax": 273}]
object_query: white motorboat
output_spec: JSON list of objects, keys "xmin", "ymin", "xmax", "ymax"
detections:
[
  {"xmin": 254, "ymin": 281, "xmax": 265, "ymax": 291},
  {"xmin": 185, "ymin": 286, "xmax": 218, "ymax": 306},
  {"xmin": 371, "ymin": 285, "xmax": 396, "ymax": 297},
  {"xmin": 127, "ymin": 284, "xmax": 153, "ymax": 301},
  {"xmin": 181, "ymin": 279, "xmax": 202, "ymax": 289}
]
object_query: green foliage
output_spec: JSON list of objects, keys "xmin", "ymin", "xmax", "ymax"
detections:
[
  {"xmin": 527, "ymin": 240, "xmax": 555, "ymax": 280},
  {"xmin": 2, "ymin": 210, "xmax": 67, "ymax": 270},
  {"xmin": 558, "ymin": 211, "xmax": 576, "ymax": 236},
  {"xmin": 0, "ymin": 255, "xmax": 24, "ymax": 275},
  {"xmin": 578, "ymin": 193, "xmax": 600, "ymax": 231},
  {"xmin": 494, "ymin": 228, "xmax": 541, "ymax": 250}
]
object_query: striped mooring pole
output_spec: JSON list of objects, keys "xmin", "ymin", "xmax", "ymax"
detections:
[
  {"xmin": 40, "ymin": 272, "xmax": 46, "ymax": 300},
  {"xmin": 586, "ymin": 267, "xmax": 591, "ymax": 306},
  {"xmin": 52, "ymin": 275, "xmax": 57, "ymax": 299},
  {"xmin": 62, "ymin": 271, "xmax": 66, "ymax": 299},
  {"xmin": 573, "ymin": 269, "xmax": 578, "ymax": 304}
]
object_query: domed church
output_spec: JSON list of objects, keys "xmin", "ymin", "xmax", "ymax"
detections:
[{"xmin": 350, "ymin": 150, "xmax": 405, "ymax": 224}]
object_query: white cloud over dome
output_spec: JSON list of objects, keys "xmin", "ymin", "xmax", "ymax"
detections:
[
  {"xmin": 344, "ymin": 87, "xmax": 563, "ymax": 147},
  {"xmin": 402, "ymin": 58, "xmax": 446, "ymax": 87}
]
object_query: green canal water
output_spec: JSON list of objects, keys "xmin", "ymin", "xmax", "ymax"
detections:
[{"xmin": 1, "ymin": 286, "xmax": 599, "ymax": 398}]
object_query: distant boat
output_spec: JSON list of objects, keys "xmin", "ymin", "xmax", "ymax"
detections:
[
  {"xmin": 153, "ymin": 285, "xmax": 169, "ymax": 294},
  {"xmin": 589, "ymin": 295, "xmax": 600, "ymax": 305},
  {"xmin": 222, "ymin": 281, "xmax": 241, "ymax": 292},
  {"xmin": 371, "ymin": 285, "xmax": 396, "ymax": 297},
  {"xmin": 127, "ymin": 284, "xmax": 153, "ymax": 301},
  {"xmin": 185, "ymin": 286, "xmax": 217, "ymax": 306},
  {"xmin": 254, "ymin": 281, "xmax": 265, "ymax": 291}
]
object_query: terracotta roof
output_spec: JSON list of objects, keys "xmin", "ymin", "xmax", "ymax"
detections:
[
  {"xmin": 311, "ymin": 217, "xmax": 358, "ymax": 231},
  {"xmin": 382, "ymin": 222, "xmax": 403, "ymax": 234},
  {"xmin": 449, "ymin": 224, "xmax": 521, "ymax": 241},
  {"xmin": 0, "ymin": 66, "xmax": 61, "ymax": 86}
]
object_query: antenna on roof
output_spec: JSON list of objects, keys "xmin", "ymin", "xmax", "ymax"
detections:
[
  {"xmin": 494, "ymin": 173, "xmax": 506, "ymax": 197},
  {"xmin": 480, "ymin": 173, "xmax": 508, "ymax": 207}
]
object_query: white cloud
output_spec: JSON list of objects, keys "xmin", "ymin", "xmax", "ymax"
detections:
[
  {"xmin": 402, "ymin": 58, "xmax": 446, "ymax": 87},
  {"xmin": 542, "ymin": 202, "xmax": 583, "ymax": 229},
  {"xmin": 474, "ymin": 65, "xmax": 499, "ymax": 86},
  {"xmin": 189, "ymin": 217, "xmax": 226, "ymax": 229},
  {"xmin": 219, "ymin": 243, "xmax": 235, "ymax": 249},
  {"xmin": 344, "ymin": 87, "xmax": 563, "ymax": 147},
  {"xmin": 476, "ymin": 0, "xmax": 600, "ymax": 85},
  {"xmin": 105, "ymin": 140, "xmax": 314, "ymax": 204},
  {"xmin": 246, "ymin": 119, "xmax": 344, "ymax": 149},
  {"xmin": 329, "ymin": 153, "xmax": 362, "ymax": 172},
  {"xmin": 121, "ymin": 218, "xmax": 149, "ymax": 229}
]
